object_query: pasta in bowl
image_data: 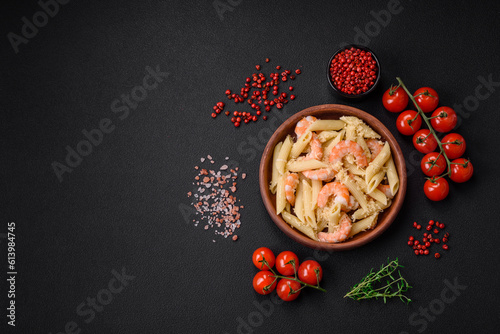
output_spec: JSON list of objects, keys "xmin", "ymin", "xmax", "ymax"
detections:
[{"xmin": 259, "ymin": 104, "xmax": 407, "ymax": 251}]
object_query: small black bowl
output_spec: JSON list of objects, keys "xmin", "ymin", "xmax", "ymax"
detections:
[{"xmin": 327, "ymin": 44, "xmax": 381, "ymax": 99}]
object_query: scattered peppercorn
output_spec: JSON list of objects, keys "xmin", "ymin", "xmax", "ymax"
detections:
[
  {"xmin": 214, "ymin": 60, "xmax": 301, "ymax": 126},
  {"xmin": 410, "ymin": 220, "xmax": 450, "ymax": 259}
]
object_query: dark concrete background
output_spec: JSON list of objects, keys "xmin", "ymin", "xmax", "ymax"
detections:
[{"xmin": 1, "ymin": 0, "xmax": 499, "ymax": 333}]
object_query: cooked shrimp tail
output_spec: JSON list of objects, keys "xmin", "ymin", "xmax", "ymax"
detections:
[
  {"xmin": 317, "ymin": 181, "xmax": 350, "ymax": 209},
  {"xmin": 329, "ymin": 140, "xmax": 368, "ymax": 168},
  {"xmin": 284, "ymin": 173, "xmax": 300, "ymax": 205},
  {"xmin": 317, "ymin": 213, "xmax": 352, "ymax": 243}
]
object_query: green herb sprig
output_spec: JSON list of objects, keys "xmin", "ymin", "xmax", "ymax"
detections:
[{"xmin": 344, "ymin": 258, "xmax": 412, "ymax": 304}]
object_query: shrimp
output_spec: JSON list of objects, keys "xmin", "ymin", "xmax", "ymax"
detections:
[
  {"xmin": 367, "ymin": 139, "xmax": 384, "ymax": 161},
  {"xmin": 345, "ymin": 195, "xmax": 359, "ymax": 211},
  {"xmin": 304, "ymin": 133, "xmax": 323, "ymax": 161},
  {"xmin": 302, "ymin": 168, "xmax": 335, "ymax": 182},
  {"xmin": 377, "ymin": 184, "xmax": 394, "ymax": 199},
  {"xmin": 317, "ymin": 213, "xmax": 352, "ymax": 243},
  {"xmin": 294, "ymin": 116, "xmax": 317, "ymax": 138},
  {"xmin": 317, "ymin": 181, "xmax": 350, "ymax": 208},
  {"xmin": 284, "ymin": 173, "xmax": 299, "ymax": 205},
  {"xmin": 329, "ymin": 140, "xmax": 368, "ymax": 168}
]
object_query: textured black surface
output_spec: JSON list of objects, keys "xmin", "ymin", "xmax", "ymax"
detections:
[{"xmin": 1, "ymin": 0, "xmax": 500, "ymax": 333}]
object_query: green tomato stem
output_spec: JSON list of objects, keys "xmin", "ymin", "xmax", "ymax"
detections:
[
  {"xmin": 271, "ymin": 274, "xmax": 327, "ymax": 292},
  {"xmin": 396, "ymin": 77, "xmax": 452, "ymax": 176}
]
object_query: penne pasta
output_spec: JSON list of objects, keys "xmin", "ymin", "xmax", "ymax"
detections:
[
  {"xmin": 311, "ymin": 179, "xmax": 322, "ymax": 209},
  {"xmin": 270, "ymin": 141, "xmax": 282, "ymax": 194},
  {"xmin": 351, "ymin": 199, "xmax": 389, "ymax": 220},
  {"xmin": 282, "ymin": 211, "xmax": 318, "ymax": 241},
  {"xmin": 286, "ymin": 159, "xmax": 329, "ymax": 172},
  {"xmin": 338, "ymin": 171, "xmax": 369, "ymax": 211},
  {"xmin": 307, "ymin": 119, "xmax": 345, "ymax": 132},
  {"xmin": 327, "ymin": 203, "xmax": 342, "ymax": 233},
  {"xmin": 345, "ymin": 125, "xmax": 357, "ymax": 141},
  {"xmin": 365, "ymin": 142, "xmax": 391, "ymax": 183},
  {"xmin": 294, "ymin": 177, "xmax": 305, "ymax": 223},
  {"xmin": 356, "ymin": 136, "xmax": 371, "ymax": 162},
  {"xmin": 367, "ymin": 170, "xmax": 386, "ymax": 193},
  {"xmin": 290, "ymin": 131, "xmax": 312, "ymax": 159},
  {"xmin": 344, "ymin": 161, "xmax": 366, "ymax": 176},
  {"xmin": 302, "ymin": 180, "xmax": 316, "ymax": 228},
  {"xmin": 348, "ymin": 214, "xmax": 378, "ymax": 238},
  {"xmin": 353, "ymin": 175, "xmax": 387, "ymax": 205},
  {"xmin": 316, "ymin": 207, "xmax": 329, "ymax": 232},
  {"xmin": 276, "ymin": 174, "xmax": 287, "ymax": 214},
  {"xmin": 317, "ymin": 130, "xmax": 339, "ymax": 143},
  {"xmin": 276, "ymin": 135, "xmax": 293, "ymax": 175},
  {"xmin": 385, "ymin": 157, "xmax": 399, "ymax": 197}
]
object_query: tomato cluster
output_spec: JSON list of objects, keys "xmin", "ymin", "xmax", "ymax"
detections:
[
  {"xmin": 382, "ymin": 83, "xmax": 473, "ymax": 201},
  {"xmin": 252, "ymin": 247, "xmax": 324, "ymax": 301}
]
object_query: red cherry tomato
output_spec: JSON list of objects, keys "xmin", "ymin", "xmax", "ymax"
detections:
[
  {"xmin": 424, "ymin": 177, "xmax": 449, "ymax": 201},
  {"xmin": 252, "ymin": 247, "xmax": 275, "ymax": 270},
  {"xmin": 298, "ymin": 260, "xmax": 323, "ymax": 285},
  {"xmin": 413, "ymin": 129, "xmax": 438, "ymax": 154},
  {"xmin": 275, "ymin": 251, "xmax": 299, "ymax": 276},
  {"xmin": 276, "ymin": 278, "xmax": 301, "ymax": 301},
  {"xmin": 421, "ymin": 152, "xmax": 447, "ymax": 177},
  {"xmin": 430, "ymin": 107, "xmax": 457, "ymax": 133},
  {"xmin": 414, "ymin": 87, "xmax": 439, "ymax": 113},
  {"xmin": 441, "ymin": 133, "xmax": 466, "ymax": 159},
  {"xmin": 450, "ymin": 158, "xmax": 473, "ymax": 183},
  {"xmin": 253, "ymin": 271, "xmax": 277, "ymax": 295},
  {"xmin": 382, "ymin": 86, "xmax": 409, "ymax": 113},
  {"xmin": 396, "ymin": 110, "xmax": 422, "ymax": 136}
]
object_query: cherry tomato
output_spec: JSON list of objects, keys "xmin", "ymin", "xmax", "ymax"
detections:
[
  {"xmin": 421, "ymin": 152, "xmax": 447, "ymax": 177},
  {"xmin": 424, "ymin": 177, "xmax": 449, "ymax": 201},
  {"xmin": 252, "ymin": 247, "xmax": 275, "ymax": 270},
  {"xmin": 382, "ymin": 86, "xmax": 409, "ymax": 113},
  {"xmin": 396, "ymin": 110, "xmax": 422, "ymax": 136},
  {"xmin": 450, "ymin": 158, "xmax": 473, "ymax": 183},
  {"xmin": 414, "ymin": 87, "xmax": 439, "ymax": 113},
  {"xmin": 441, "ymin": 133, "xmax": 466, "ymax": 159},
  {"xmin": 275, "ymin": 251, "xmax": 299, "ymax": 276},
  {"xmin": 276, "ymin": 278, "xmax": 301, "ymax": 301},
  {"xmin": 430, "ymin": 107, "xmax": 457, "ymax": 133},
  {"xmin": 298, "ymin": 260, "xmax": 323, "ymax": 285},
  {"xmin": 413, "ymin": 129, "xmax": 438, "ymax": 154},
  {"xmin": 252, "ymin": 271, "xmax": 277, "ymax": 295}
]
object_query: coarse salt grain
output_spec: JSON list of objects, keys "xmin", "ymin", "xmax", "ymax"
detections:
[{"xmin": 186, "ymin": 156, "xmax": 244, "ymax": 242}]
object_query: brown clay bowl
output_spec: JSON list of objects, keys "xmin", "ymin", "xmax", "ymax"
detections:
[{"xmin": 259, "ymin": 104, "xmax": 407, "ymax": 251}]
